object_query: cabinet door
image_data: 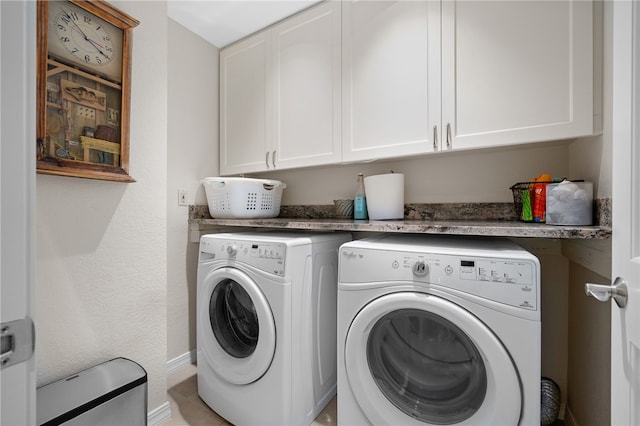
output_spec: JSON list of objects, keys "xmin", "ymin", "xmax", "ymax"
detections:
[
  {"xmin": 272, "ymin": 1, "xmax": 341, "ymax": 170},
  {"xmin": 342, "ymin": 1, "xmax": 441, "ymax": 162},
  {"xmin": 220, "ymin": 32, "xmax": 272, "ymax": 175},
  {"xmin": 442, "ymin": 0, "xmax": 595, "ymax": 151}
]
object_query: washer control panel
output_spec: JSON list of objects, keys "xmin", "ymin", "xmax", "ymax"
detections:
[
  {"xmin": 200, "ymin": 237, "xmax": 286, "ymax": 276},
  {"xmin": 458, "ymin": 259, "xmax": 532, "ymax": 285},
  {"xmin": 340, "ymin": 246, "xmax": 538, "ymax": 312}
]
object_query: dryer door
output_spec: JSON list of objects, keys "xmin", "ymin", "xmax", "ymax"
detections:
[
  {"xmin": 345, "ymin": 292, "xmax": 521, "ymax": 425},
  {"xmin": 199, "ymin": 267, "xmax": 276, "ymax": 385}
]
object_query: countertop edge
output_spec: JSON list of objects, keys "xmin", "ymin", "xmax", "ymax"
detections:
[{"xmin": 189, "ymin": 217, "xmax": 611, "ymax": 240}]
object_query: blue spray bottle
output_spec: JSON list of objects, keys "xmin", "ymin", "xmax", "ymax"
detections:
[{"xmin": 354, "ymin": 173, "xmax": 368, "ymax": 220}]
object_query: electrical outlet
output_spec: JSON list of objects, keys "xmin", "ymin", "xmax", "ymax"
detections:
[{"xmin": 178, "ymin": 190, "xmax": 188, "ymax": 206}]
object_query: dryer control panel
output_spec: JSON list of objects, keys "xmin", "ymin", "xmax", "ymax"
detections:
[
  {"xmin": 199, "ymin": 237, "xmax": 287, "ymax": 276},
  {"xmin": 340, "ymin": 245, "xmax": 539, "ymax": 313}
]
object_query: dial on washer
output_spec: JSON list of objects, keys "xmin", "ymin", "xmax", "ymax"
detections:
[{"xmin": 413, "ymin": 260, "xmax": 429, "ymax": 276}]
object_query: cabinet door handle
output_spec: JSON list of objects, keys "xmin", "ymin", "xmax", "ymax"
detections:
[
  {"xmin": 265, "ymin": 152, "xmax": 270, "ymax": 168},
  {"xmin": 272, "ymin": 151, "xmax": 276, "ymax": 168},
  {"xmin": 433, "ymin": 125, "xmax": 438, "ymax": 151},
  {"xmin": 446, "ymin": 123, "xmax": 452, "ymax": 149}
]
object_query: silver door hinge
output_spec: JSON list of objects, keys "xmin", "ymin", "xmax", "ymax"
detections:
[{"xmin": 1, "ymin": 318, "xmax": 35, "ymax": 369}]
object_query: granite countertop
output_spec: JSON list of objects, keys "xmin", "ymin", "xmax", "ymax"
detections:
[{"xmin": 189, "ymin": 201, "xmax": 612, "ymax": 240}]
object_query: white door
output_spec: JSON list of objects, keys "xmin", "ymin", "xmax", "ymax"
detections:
[
  {"xmin": 0, "ymin": 1, "xmax": 37, "ymax": 424},
  {"xmin": 341, "ymin": 0, "xmax": 441, "ymax": 162},
  {"xmin": 272, "ymin": 1, "xmax": 342, "ymax": 170},
  {"xmin": 610, "ymin": 1, "xmax": 640, "ymax": 424}
]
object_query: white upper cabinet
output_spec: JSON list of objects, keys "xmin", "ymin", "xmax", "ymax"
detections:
[
  {"xmin": 341, "ymin": 1, "xmax": 442, "ymax": 162},
  {"xmin": 441, "ymin": 0, "xmax": 598, "ymax": 151},
  {"xmin": 220, "ymin": 2, "xmax": 341, "ymax": 175},
  {"xmin": 220, "ymin": 32, "xmax": 272, "ymax": 175},
  {"xmin": 221, "ymin": 0, "xmax": 600, "ymax": 173},
  {"xmin": 272, "ymin": 1, "xmax": 341, "ymax": 170}
]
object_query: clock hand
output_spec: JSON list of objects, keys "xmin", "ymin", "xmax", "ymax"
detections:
[
  {"xmin": 61, "ymin": 8, "xmax": 92, "ymax": 40},
  {"xmin": 85, "ymin": 38, "xmax": 112, "ymax": 60},
  {"xmin": 61, "ymin": 8, "xmax": 111, "ymax": 60},
  {"xmin": 88, "ymin": 38, "xmax": 104, "ymax": 49}
]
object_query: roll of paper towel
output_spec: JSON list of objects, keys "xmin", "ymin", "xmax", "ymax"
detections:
[{"xmin": 364, "ymin": 173, "xmax": 404, "ymax": 220}]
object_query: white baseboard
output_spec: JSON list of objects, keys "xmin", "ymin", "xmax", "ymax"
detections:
[
  {"xmin": 167, "ymin": 350, "xmax": 197, "ymax": 374},
  {"xmin": 147, "ymin": 401, "xmax": 171, "ymax": 426},
  {"xmin": 148, "ymin": 351, "xmax": 197, "ymax": 425},
  {"xmin": 144, "ymin": 352, "xmax": 198, "ymax": 426}
]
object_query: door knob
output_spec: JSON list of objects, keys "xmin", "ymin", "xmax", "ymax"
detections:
[{"xmin": 585, "ymin": 277, "xmax": 628, "ymax": 308}]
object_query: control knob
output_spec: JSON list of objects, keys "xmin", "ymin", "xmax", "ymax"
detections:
[
  {"xmin": 413, "ymin": 260, "xmax": 429, "ymax": 276},
  {"xmin": 226, "ymin": 244, "xmax": 238, "ymax": 257}
]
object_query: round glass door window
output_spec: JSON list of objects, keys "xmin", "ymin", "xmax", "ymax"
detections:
[
  {"xmin": 367, "ymin": 308, "xmax": 487, "ymax": 424},
  {"xmin": 209, "ymin": 279, "xmax": 259, "ymax": 358}
]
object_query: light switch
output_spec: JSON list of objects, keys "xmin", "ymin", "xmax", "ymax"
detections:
[{"xmin": 178, "ymin": 190, "xmax": 188, "ymax": 206}]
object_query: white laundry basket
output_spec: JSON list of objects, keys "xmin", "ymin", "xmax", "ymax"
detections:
[{"xmin": 202, "ymin": 177, "xmax": 286, "ymax": 219}]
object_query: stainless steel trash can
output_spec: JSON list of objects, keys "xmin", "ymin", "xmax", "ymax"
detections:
[{"xmin": 37, "ymin": 357, "xmax": 147, "ymax": 426}]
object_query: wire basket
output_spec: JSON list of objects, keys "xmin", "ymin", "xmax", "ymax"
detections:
[
  {"xmin": 509, "ymin": 181, "xmax": 554, "ymax": 222},
  {"xmin": 202, "ymin": 177, "xmax": 286, "ymax": 219}
]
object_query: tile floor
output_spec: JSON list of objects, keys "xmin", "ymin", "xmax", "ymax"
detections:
[
  {"xmin": 164, "ymin": 363, "xmax": 336, "ymax": 426},
  {"xmin": 165, "ymin": 363, "xmax": 563, "ymax": 426}
]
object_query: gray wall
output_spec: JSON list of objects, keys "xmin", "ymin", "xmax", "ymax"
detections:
[{"xmin": 568, "ymin": 264, "xmax": 611, "ymax": 426}]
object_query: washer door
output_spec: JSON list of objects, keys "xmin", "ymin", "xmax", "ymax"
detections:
[
  {"xmin": 345, "ymin": 292, "xmax": 521, "ymax": 425},
  {"xmin": 199, "ymin": 267, "xmax": 276, "ymax": 385}
]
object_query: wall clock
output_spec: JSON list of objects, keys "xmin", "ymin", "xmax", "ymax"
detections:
[{"xmin": 36, "ymin": 0, "xmax": 139, "ymax": 182}]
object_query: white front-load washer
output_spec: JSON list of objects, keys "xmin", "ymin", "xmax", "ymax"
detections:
[
  {"xmin": 338, "ymin": 234, "xmax": 541, "ymax": 426},
  {"xmin": 197, "ymin": 231, "xmax": 351, "ymax": 426}
]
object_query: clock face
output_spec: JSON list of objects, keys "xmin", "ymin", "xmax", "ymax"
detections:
[{"xmin": 48, "ymin": 1, "xmax": 124, "ymax": 82}]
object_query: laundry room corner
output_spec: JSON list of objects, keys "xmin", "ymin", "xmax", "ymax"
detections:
[
  {"xmin": 565, "ymin": 263, "xmax": 611, "ymax": 425},
  {"xmin": 515, "ymin": 238, "xmax": 570, "ymax": 420},
  {"xmin": 166, "ymin": 17, "xmax": 219, "ymax": 368}
]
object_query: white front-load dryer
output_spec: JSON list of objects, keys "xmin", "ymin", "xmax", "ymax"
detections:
[
  {"xmin": 197, "ymin": 231, "xmax": 351, "ymax": 426},
  {"xmin": 338, "ymin": 235, "xmax": 541, "ymax": 425}
]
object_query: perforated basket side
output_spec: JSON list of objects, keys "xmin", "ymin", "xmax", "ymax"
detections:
[
  {"xmin": 244, "ymin": 191, "xmax": 259, "ymax": 212},
  {"xmin": 259, "ymin": 192, "xmax": 278, "ymax": 212},
  {"xmin": 230, "ymin": 181, "xmax": 284, "ymax": 218},
  {"xmin": 509, "ymin": 182, "xmax": 529, "ymax": 217},
  {"xmin": 210, "ymin": 191, "xmax": 230, "ymax": 213}
]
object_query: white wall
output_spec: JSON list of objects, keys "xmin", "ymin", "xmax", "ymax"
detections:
[
  {"xmin": 253, "ymin": 142, "xmax": 571, "ymax": 205},
  {"xmin": 568, "ymin": 0, "xmax": 611, "ymax": 199},
  {"xmin": 569, "ymin": 136, "xmax": 611, "ymax": 198},
  {"xmin": 167, "ymin": 18, "xmax": 218, "ymax": 362},
  {"xmin": 35, "ymin": 0, "xmax": 169, "ymax": 413}
]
